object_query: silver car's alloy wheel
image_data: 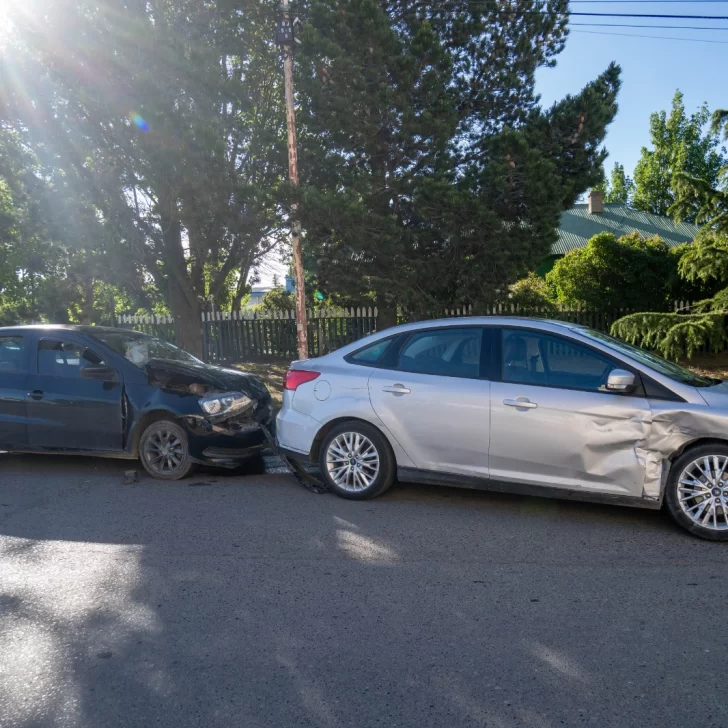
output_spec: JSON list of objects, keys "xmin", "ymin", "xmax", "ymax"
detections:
[
  {"xmin": 325, "ymin": 432, "xmax": 380, "ymax": 492},
  {"xmin": 142, "ymin": 428, "xmax": 186, "ymax": 476},
  {"xmin": 677, "ymin": 456, "xmax": 728, "ymax": 531}
]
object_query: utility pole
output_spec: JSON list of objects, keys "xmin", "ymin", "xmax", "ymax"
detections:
[{"xmin": 278, "ymin": 0, "xmax": 308, "ymax": 360}]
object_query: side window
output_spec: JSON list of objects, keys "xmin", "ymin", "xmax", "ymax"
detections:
[
  {"xmin": 348, "ymin": 337, "xmax": 395, "ymax": 366},
  {"xmin": 38, "ymin": 339, "xmax": 105, "ymax": 378},
  {"xmin": 0, "ymin": 336, "xmax": 25, "ymax": 373},
  {"xmin": 398, "ymin": 328, "xmax": 482, "ymax": 379},
  {"xmin": 502, "ymin": 329, "xmax": 617, "ymax": 392}
]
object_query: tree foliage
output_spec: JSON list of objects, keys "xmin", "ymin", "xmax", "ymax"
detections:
[
  {"xmin": 258, "ymin": 287, "xmax": 296, "ymax": 313},
  {"xmin": 1, "ymin": 0, "xmax": 288, "ymax": 352},
  {"xmin": 295, "ymin": 0, "xmax": 620, "ymax": 325},
  {"xmin": 507, "ymin": 273, "xmax": 557, "ymax": 312},
  {"xmin": 547, "ymin": 231, "xmax": 683, "ymax": 312},
  {"xmin": 596, "ymin": 162, "xmax": 633, "ymax": 204},
  {"xmin": 613, "ymin": 106, "xmax": 728, "ymax": 359},
  {"xmin": 632, "ymin": 90, "xmax": 726, "ymax": 219}
]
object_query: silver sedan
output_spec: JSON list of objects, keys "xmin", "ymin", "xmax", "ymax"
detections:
[{"xmin": 277, "ymin": 317, "xmax": 728, "ymax": 541}]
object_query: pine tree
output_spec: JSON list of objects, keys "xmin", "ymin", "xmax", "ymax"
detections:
[{"xmin": 295, "ymin": 0, "xmax": 620, "ymax": 325}]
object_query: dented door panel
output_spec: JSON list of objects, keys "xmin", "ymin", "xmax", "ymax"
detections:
[{"xmin": 489, "ymin": 381, "xmax": 652, "ymax": 497}]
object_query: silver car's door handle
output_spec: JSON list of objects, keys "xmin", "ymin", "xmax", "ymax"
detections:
[
  {"xmin": 503, "ymin": 398, "xmax": 538, "ymax": 409},
  {"xmin": 382, "ymin": 384, "xmax": 411, "ymax": 395}
]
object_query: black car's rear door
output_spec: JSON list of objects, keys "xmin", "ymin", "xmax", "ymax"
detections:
[
  {"xmin": 0, "ymin": 333, "xmax": 30, "ymax": 449},
  {"xmin": 26, "ymin": 335, "xmax": 124, "ymax": 451}
]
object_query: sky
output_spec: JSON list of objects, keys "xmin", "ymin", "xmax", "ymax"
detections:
[
  {"xmin": 535, "ymin": 0, "xmax": 728, "ymax": 177},
  {"xmin": 261, "ymin": 0, "xmax": 728, "ymax": 286}
]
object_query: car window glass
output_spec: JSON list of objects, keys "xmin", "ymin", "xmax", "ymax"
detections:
[
  {"xmin": 349, "ymin": 338, "xmax": 394, "ymax": 365},
  {"xmin": 398, "ymin": 328, "xmax": 481, "ymax": 378},
  {"xmin": 0, "ymin": 336, "xmax": 24, "ymax": 373},
  {"xmin": 38, "ymin": 339, "xmax": 105, "ymax": 378},
  {"xmin": 502, "ymin": 329, "xmax": 617, "ymax": 392}
]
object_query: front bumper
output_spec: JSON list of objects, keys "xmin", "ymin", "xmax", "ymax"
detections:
[{"xmin": 183, "ymin": 402, "xmax": 275, "ymax": 468}]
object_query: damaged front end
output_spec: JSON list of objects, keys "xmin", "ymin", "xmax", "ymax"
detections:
[{"xmin": 143, "ymin": 359, "xmax": 274, "ymax": 467}]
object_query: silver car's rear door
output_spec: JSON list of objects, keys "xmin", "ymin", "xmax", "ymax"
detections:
[
  {"xmin": 367, "ymin": 326, "xmax": 490, "ymax": 477},
  {"xmin": 489, "ymin": 327, "xmax": 652, "ymax": 497}
]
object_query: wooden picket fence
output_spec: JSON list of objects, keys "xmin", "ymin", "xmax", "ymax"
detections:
[
  {"xmin": 117, "ymin": 307, "xmax": 378, "ymax": 361},
  {"xmin": 115, "ymin": 304, "xmax": 648, "ymax": 362}
]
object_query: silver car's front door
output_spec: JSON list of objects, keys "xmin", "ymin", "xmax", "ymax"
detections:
[
  {"xmin": 368, "ymin": 327, "xmax": 490, "ymax": 477},
  {"xmin": 489, "ymin": 328, "xmax": 653, "ymax": 498}
]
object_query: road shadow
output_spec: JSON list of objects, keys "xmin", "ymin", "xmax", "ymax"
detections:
[{"xmin": 1, "ymin": 457, "xmax": 727, "ymax": 727}]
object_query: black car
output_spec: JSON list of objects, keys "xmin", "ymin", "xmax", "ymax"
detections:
[{"xmin": 0, "ymin": 325, "xmax": 274, "ymax": 479}]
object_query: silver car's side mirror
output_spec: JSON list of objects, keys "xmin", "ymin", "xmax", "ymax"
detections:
[{"xmin": 605, "ymin": 369, "xmax": 636, "ymax": 393}]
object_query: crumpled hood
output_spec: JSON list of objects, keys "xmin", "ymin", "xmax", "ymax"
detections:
[
  {"xmin": 698, "ymin": 380, "xmax": 728, "ymax": 408},
  {"xmin": 145, "ymin": 359, "xmax": 270, "ymax": 400}
]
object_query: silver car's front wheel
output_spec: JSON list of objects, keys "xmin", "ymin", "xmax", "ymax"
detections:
[
  {"xmin": 319, "ymin": 422, "xmax": 395, "ymax": 499},
  {"xmin": 666, "ymin": 445, "xmax": 728, "ymax": 540},
  {"xmin": 677, "ymin": 456, "xmax": 728, "ymax": 531}
]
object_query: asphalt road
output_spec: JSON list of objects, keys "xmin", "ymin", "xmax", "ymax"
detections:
[{"xmin": 1, "ymin": 454, "xmax": 726, "ymax": 728}]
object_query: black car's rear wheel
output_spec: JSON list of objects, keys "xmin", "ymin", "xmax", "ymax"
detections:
[{"xmin": 139, "ymin": 420, "xmax": 195, "ymax": 480}]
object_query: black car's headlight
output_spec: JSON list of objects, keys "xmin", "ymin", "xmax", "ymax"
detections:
[{"xmin": 199, "ymin": 392, "xmax": 255, "ymax": 418}]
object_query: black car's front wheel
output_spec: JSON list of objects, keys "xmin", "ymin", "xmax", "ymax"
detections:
[{"xmin": 139, "ymin": 420, "xmax": 195, "ymax": 480}]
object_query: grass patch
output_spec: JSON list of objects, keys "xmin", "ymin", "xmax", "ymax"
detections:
[{"xmin": 681, "ymin": 352, "xmax": 728, "ymax": 381}]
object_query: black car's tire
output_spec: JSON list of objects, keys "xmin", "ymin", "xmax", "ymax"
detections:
[
  {"xmin": 318, "ymin": 421, "xmax": 395, "ymax": 500},
  {"xmin": 665, "ymin": 444, "xmax": 728, "ymax": 541},
  {"xmin": 139, "ymin": 420, "xmax": 196, "ymax": 481}
]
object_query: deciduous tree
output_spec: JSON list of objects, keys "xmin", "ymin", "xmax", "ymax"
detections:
[{"xmin": 632, "ymin": 90, "xmax": 726, "ymax": 219}]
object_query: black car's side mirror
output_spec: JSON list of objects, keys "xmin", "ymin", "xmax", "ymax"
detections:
[{"xmin": 81, "ymin": 365, "xmax": 119, "ymax": 383}]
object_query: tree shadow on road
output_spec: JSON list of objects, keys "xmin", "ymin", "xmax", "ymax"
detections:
[{"xmin": 1, "ymin": 454, "xmax": 726, "ymax": 727}]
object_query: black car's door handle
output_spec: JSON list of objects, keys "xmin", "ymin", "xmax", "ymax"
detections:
[{"xmin": 28, "ymin": 390, "xmax": 44, "ymax": 401}]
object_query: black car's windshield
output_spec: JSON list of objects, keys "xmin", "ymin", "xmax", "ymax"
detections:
[
  {"xmin": 576, "ymin": 327, "xmax": 718, "ymax": 388},
  {"xmin": 92, "ymin": 332, "xmax": 202, "ymax": 368}
]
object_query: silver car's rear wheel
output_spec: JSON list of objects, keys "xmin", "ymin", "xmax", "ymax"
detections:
[
  {"xmin": 325, "ymin": 432, "xmax": 380, "ymax": 493},
  {"xmin": 666, "ymin": 445, "xmax": 728, "ymax": 540},
  {"xmin": 318, "ymin": 422, "xmax": 395, "ymax": 500},
  {"xmin": 676, "ymin": 456, "xmax": 728, "ymax": 531}
]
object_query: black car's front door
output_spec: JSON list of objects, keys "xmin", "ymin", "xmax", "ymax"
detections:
[
  {"xmin": 26, "ymin": 336, "xmax": 123, "ymax": 452},
  {"xmin": 0, "ymin": 334, "xmax": 29, "ymax": 449}
]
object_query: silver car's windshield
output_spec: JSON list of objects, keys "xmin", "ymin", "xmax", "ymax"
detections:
[
  {"xmin": 92, "ymin": 332, "xmax": 202, "ymax": 368},
  {"xmin": 575, "ymin": 327, "xmax": 718, "ymax": 388}
]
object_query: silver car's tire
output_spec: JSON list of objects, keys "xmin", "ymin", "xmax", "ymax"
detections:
[
  {"xmin": 139, "ymin": 420, "xmax": 196, "ymax": 481},
  {"xmin": 318, "ymin": 422, "xmax": 395, "ymax": 500},
  {"xmin": 665, "ymin": 444, "xmax": 728, "ymax": 541}
]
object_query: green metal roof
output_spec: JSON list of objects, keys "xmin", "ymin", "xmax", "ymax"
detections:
[{"xmin": 553, "ymin": 203, "xmax": 700, "ymax": 255}]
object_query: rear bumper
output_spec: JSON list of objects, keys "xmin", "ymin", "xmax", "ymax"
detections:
[
  {"xmin": 278, "ymin": 445, "xmax": 312, "ymax": 464},
  {"xmin": 276, "ymin": 406, "xmax": 320, "ymax": 458}
]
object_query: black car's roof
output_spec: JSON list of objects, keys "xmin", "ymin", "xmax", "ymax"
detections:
[{"xmin": 0, "ymin": 324, "xmax": 143, "ymax": 336}]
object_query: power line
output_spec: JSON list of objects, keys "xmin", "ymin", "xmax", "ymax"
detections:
[
  {"xmin": 572, "ymin": 28, "xmax": 728, "ymax": 40},
  {"xmin": 569, "ymin": 11, "xmax": 728, "ymax": 16},
  {"xmin": 571, "ymin": 1, "xmax": 728, "ymax": 3},
  {"xmin": 573, "ymin": 21, "xmax": 728, "ymax": 27}
]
